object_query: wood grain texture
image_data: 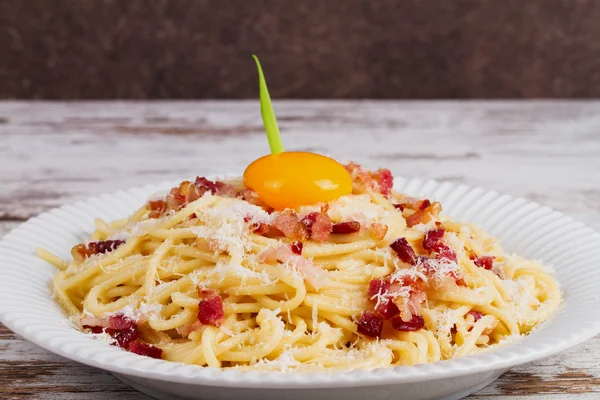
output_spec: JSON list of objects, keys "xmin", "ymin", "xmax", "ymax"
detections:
[{"xmin": 1, "ymin": 101, "xmax": 599, "ymax": 399}]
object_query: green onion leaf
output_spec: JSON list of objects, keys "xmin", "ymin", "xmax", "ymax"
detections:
[{"xmin": 252, "ymin": 55, "xmax": 284, "ymax": 154}]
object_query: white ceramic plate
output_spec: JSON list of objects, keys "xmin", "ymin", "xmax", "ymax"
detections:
[{"xmin": 1, "ymin": 177, "xmax": 600, "ymax": 400}]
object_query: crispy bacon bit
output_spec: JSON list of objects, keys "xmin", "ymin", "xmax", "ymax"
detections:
[
  {"xmin": 72, "ymin": 240, "xmax": 125, "ymax": 261},
  {"xmin": 472, "ymin": 255, "xmax": 495, "ymax": 270},
  {"xmin": 194, "ymin": 176, "xmax": 237, "ymax": 197},
  {"xmin": 332, "ymin": 221, "xmax": 361, "ymax": 234},
  {"xmin": 419, "ymin": 255, "xmax": 465, "ymax": 287},
  {"xmin": 109, "ymin": 327, "xmax": 140, "ymax": 348},
  {"xmin": 423, "ymin": 228, "xmax": 445, "ymax": 250},
  {"xmin": 273, "ymin": 211, "xmax": 309, "ymax": 240},
  {"xmin": 368, "ymin": 278, "xmax": 390, "ymax": 299},
  {"xmin": 432, "ymin": 242, "xmax": 458, "ymax": 263},
  {"xmin": 377, "ymin": 169, "xmax": 394, "ymax": 196},
  {"xmin": 309, "ymin": 213, "xmax": 333, "ymax": 242},
  {"xmin": 244, "ymin": 215, "xmax": 271, "ymax": 235},
  {"xmin": 369, "ymin": 223, "xmax": 388, "ymax": 240},
  {"xmin": 240, "ymin": 188, "xmax": 272, "ymax": 211},
  {"xmin": 83, "ymin": 325, "xmax": 104, "ymax": 334},
  {"xmin": 367, "ymin": 278, "xmax": 399, "ymax": 320},
  {"xmin": 88, "ymin": 240, "xmax": 125, "ymax": 255},
  {"xmin": 259, "ymin": 245, "xmax": 326, "ymax": 289},
  {"xmin": 405, "ymin": 201, "xmax": 443, "ymax": 227},
  {"xmin": 376, "ymin": 300, "xmax": 399, "ymax": 320},
  {"xmin": 394, "ymin": 197, "xmax": 431, "ymax": 212},
  {"xmin": 301, "ymin": 212, "xmax": 318, "ymax": 230},
  {"xmin": 149, "ymin": 177, "xmax": 238, "ymax": 218},
  {"xmin": 390, "ymin": 238, "xmax": 417, "ymax": 265},
  {"xmin": 291, "ymin": 241, "xmax": 303, "ymax": 255},
  {"xmin": 198, "ymin": 294, "xmax": 224, "ymax": 327},
  {"xmin": 357, "ymin": 311, "xmax": 384, "ymax": 338},
  {"xmin": 129, "ymin": 342, "xmax": 163, "ymax": 359},
  {"xmin": 419, "ymin": 199, "xmax": 431, "ymax": 210},
  {"xmin": 391, "ymin": 314, "xmax": 425, "ymax": 331},
  {"xmin": 301, "ymin": 212, "xmax": 333, "ymax": 242},
  {"xmin": 345, "ymin": 162, "xmax": 394, "ymax": 197},
  {"xmin": 392, "ymin": 283, "xmax": 427, "ymax": 322},
  {"xmin": 107, "ymin": 315, "xmax": 137, "ymax": 330},
  {"xmin": 147, "ymin": 200, "xmax": 167, "ymax": 218},
  {"xmin": 467, "ymin": 311, "xmax": 485, "ymax": 322},
  {"xmin": 451, "ymin": 271, "xmax": 467, "ymax": 287}
]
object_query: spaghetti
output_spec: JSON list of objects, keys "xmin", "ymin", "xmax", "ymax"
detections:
[{"xmin": 40, "ymin": 163, "xmax": 561, "ymax": 370}]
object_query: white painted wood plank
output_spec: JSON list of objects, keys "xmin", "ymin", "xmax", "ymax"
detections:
[{"xmin": 1, "ymin": 101, "xmax": 599, "ymax": 228}]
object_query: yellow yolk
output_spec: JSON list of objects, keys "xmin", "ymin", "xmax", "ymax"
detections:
[{"xmin": 243, "ymin": 152, "xmax": 353, "ymax": 210}]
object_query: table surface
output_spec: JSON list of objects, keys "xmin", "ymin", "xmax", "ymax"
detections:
[{"xmin": 1, "ymin": 101, "xmax": 599, "ymax": 400}]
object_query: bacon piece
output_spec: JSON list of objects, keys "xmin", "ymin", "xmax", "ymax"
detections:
[
  {"xmin": 332, "ymin": 221, "xmax": 361, "ymax": 234},
  {"xmin": 195, "ymin": 176, "xmax": 237, "ymax": 198},
  {"xmin": 357, "ymin": 311, "xmax": 384, "ymax": 338},
  {"xmin": 240, "ymin": 188, "xmax": 271, "ymax": 210},
  {"xmin": 82, "ymin": 314, "xmax": 140, "ymax": 348},
  {"xmin": 367, "ymin": 278, "xmax": 399, "ymax": 320},
  {"xmin": 390, "ymin": 238, "xmax": 417, "ymax": 265},
  {"xmin": 423, "ymin": 228, "xmax": 445, "ymax": 250},
  {"xmin": 88, "ymin": 240, "xmax": 125, "ymax": 255},
  {"xmin": 291, "ymin": 241, "xmax": 303, "ymax": 255},
  {"xmin": 107, "ymin": 315, "xmax": 137, "ymax": 330},
  {"xmin": 72, "ymin": 240, "xmax": 125, "ymax": 261},
  {"xmin": 273, "ymin": 211, "xmax": 309, "ymax": 240},
  {"xmin": 391, "ymin": 282, "xmax": 427, "ymax": 322},
  {"xmin": 129, "ymin": 342, "xmax": 163, "ymax": 359},
  {"xmin": 243, "ymin": 215, "xmax": 271, "ymax": 235},
  {"xmin": 198, "ymin": 294, "xmax": 224, "ymax": 327},
  {"xmin": 369, "ymin": 223, "xmax": 388, "ymax": 240},
  {"xmin": 157, "ymin": 177, "xmax": 238, "ymax": 217},
  {"xmin": 405, "ymin": 201, "xmax": 442, "ymax": 227},
  {"xmin": 391, "ymin": 314, "xmax": 425, "ymax": 331},
  {"xmin": 418, "ymin": 255, "xmax": 465, "ymax": 288},
  {"xmin": 467, "ymin": 311, "xmax": 485, "ymax": 322},
  {"xmin": 301, "ymin": 212, "xmax": 333, "ymax": 242},
  {"xmin": 368, "ymin": 278, "xmax": 390, "ymax": 299},
  {"xmin": 345, "ymin": 162, "xmax": 394, "ymax": 197},
  {"xmin": 450, "ymin": 271, "xmax": 467, "ymax": 286},
  {"xmin": 394, "ymin": 197, "xmax": 431, "ymax": 212},
  {"xmin": 472, "ymin": 255, "xmax": 495, "ymax": 270},
  {"xmin": 147, "ymin": 200, "xmax": 167, "ymax": 218},
  {"xmin": 376, "ymin": 169, "xmax": 394, "ymax": 197},
  {"xmin": 432, "ymin": 242, "xmax": 458, "ymax": 263},
  {"xmin": 276, "ymin": 245, "xmax": 326, "ymax": 289},
  {"xmin": 309, "ymin": 213, "xmax": 333, "ymax": 242},
  {"xmin": 84, "ymin": 325, "xmax": 104, "ymax": 334},
  {"xmin": 259, "ymin": 245, "xmax": 326, "ymax": 289},
  {"xmin": 393, "ymin": 203, "xmax": 406, "ymax": 211},
  {"xmin": 164, "ymin": 182, "xmax": 189, "ymax": 212},
  {"xmin": 109, "ymin": 327, "xmax": 140, "ymax": 348},
  {"xmin": 250, "ymin": 222, "xmax": 271, "ymax": 235}
]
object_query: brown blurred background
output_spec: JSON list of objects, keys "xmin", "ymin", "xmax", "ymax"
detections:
[{"xmin": 1, "ymin": 0, "xmax": 600, "ymax": 99}]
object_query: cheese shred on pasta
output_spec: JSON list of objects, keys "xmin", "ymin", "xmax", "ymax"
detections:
[{"xmin": 40, "ymin": 169, "xmax": 561, "ymax": 371}]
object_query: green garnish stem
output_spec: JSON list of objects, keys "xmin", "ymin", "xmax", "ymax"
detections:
[{"xmin": 252, "ymin": 55, "xmax": 284, "ymax": 154}]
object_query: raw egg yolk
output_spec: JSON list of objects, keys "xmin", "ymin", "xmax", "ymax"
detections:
[{"xmin": 243, "ymin": 152, "xmax": 353, "ymax": 210}]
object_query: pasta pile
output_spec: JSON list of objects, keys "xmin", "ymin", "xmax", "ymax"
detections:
[{"xmin": 40, "ymin": 165, "xmax": 561, "ymax": 370}]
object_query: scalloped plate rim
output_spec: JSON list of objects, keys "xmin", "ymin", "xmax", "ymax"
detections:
[{"xmin": 0, "ymin": 176, "xmax": 599, "ymax": 389}]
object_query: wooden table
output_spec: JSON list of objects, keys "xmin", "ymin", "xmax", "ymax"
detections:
[{"xmin": 1, "ymin": 101, "xmax": 599, "ymax": 399}]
